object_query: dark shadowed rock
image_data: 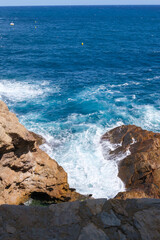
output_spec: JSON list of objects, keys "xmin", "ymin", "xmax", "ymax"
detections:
[
  {"xmin": 0, "ymin": 198, "xmax": 160, "ymax": 240},
  {"xmin": 102, "ymin": 125, "xmax": 160, "ymax": 199}
]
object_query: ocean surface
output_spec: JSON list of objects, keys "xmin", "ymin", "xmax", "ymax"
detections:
[{"xmin": 0, "ymin": 6, "xmax": 160, "ymax": 198}]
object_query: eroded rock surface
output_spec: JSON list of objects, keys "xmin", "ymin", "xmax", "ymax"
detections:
[
  {"xmin": 0, "ymin": 101, "xmax": 82, "ymax": 204},
  {"xmin": 0, "ymin": 198, "xmax": 160, "ymax": 240},
  {"xmin": 102, "ymin": 125, "xmax": 160, "ymax": 199}
]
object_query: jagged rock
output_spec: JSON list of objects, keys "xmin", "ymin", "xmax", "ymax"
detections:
[
  {"xmin": 0, "ymin": 198, "xmax": 160, "ymax": 240},
  {"xmin": 102, "ymin": 125, "xmax": 160, "ymax": 199},
  {"xmin": 0, "ymin": 100, "xmax": 83, "ymax": 205},
  {"xmin": 29, "ymin": 131, "xmax": 46, "ymax": 146}
]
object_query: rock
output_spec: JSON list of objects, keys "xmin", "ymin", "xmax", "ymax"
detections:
[
  {"xmin": 133, "ymin": 209, "xmax": 160, "ymax": 240},
  {"xmin": 0, "ymin": 100, "xmax": 83, "ymax": 205},
  {"xmin": 78, "ymin": 223, "xmax": 109, "ymax": 240},
  {"xmin": 0, "ymin": 198, "xmax": 159, "ymax": 239},
  {"xmin": 102, "ymin": 125, "xmax": 160, "ymax": 199},
  {"xmin": 6, "ymin": 225, "xmax": 16, "ymax": 234},
  {"xmin": 100, "ymin": 210, "xmax": 121, "ymax": 227},
  {"xmin": 29, "ymin": 131, "xmax": 46, "ymax": 146},
  {"xmin": 86, "ymin": 198, "xmax": 106, "ymax": 215},
  {"xmin": 49, "ymin": 201, "xmax": 81, "ymax": 226}
]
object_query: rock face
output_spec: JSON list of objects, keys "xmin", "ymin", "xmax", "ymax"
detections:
[
  {"xmin": 0, "ymin": 101, "xmax": 82, "ymax": 205},
  {"xmin": 0, "ymin": 198, "xmax": 160, "ymax": 240},
  {"xmin": 102, "ymin": 125, "xmax": 160, "ymax": 199}
]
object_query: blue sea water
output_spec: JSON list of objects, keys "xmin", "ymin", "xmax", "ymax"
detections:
[{"xmin": 0, "ymin": 6, "xmax": 160, "ymax": 198}]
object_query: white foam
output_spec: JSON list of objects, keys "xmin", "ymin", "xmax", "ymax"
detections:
[
  {"xmin": 143, "ymin": 105, "xmax": 160, "ymax": 130},
  {"xmin": 101, "ymin": 140, "xmax": 130, "ymax": 163},
  {"xmin": 132, "ymin": 95, "xmax": 136, "ymax": 99},
  {"xmin": 76, "ymin": 85, "xmax": 114, "ymax": 102},
  {"xmin": 115, "ymin": 97, "xmax": 127, "ymax": 102},
  {"xmin": 38, "ymin": 121, "xmax": 126, "ymax": 199},
  {"xmin": 110, "ymin": 82, "xmax": 139, "ymax": 88},
  {"xmin": 130, "ymin": 137, "xmax": 137, "ymax": 145},
  {"xmin": 117, "ymin": 72, "xmax": 127, "ymax": 76},
  {"xmin": 131, "ymin": 104, "xmax": 160, "ymax": 131},
  {"xmin": 110, "ymin": 83, "xmax": 129, "ymax": 88},
  {"xmin": 147, "ymin": 76, "xmax": 160, "ymax": 81},
  {"xmin": 0, "ymin": 79, "xmax": 59, "ymax": 102}
]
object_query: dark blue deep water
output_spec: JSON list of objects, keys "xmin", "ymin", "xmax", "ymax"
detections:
[{"xmin": 0, "ymin": 6, "xmax": 160, "ymax": 198}]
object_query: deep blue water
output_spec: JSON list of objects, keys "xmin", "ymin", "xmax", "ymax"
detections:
[{"xmin": 0, "ymin": 6, "xmax": 160, "ymax": 198}]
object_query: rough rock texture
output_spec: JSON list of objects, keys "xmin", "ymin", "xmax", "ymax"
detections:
[
  {"xmin": 0, "ymin": 198, "xmax": 160, "ymax": 240},
  {"xmin": 0, "ymin": 101, "xmax": 83, "ymax": 205},
  {"xmin": 102, "ymin": 125, "xmax": 160, "ymax": 199}
]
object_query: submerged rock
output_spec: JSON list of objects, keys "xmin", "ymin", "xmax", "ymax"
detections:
[
  {"xmin": 0, "ymin": 100, "xmax": 83, "ymax": 205},
  {"xmin": 0, "ymin": 198, "xmax": 160, "ymax": 239},
  {"xmin": 102, "ymin": 125, "xmax": 160, "ymax": 199}
]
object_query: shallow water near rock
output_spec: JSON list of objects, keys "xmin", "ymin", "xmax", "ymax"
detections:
[{"xmin": 0, "ymin": 6, "xmax": 160, "ymax": 198}]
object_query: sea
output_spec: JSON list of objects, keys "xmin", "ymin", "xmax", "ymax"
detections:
[{"xmin": 0, "ymin": 5, "xmax": 160, "ymax": 199}]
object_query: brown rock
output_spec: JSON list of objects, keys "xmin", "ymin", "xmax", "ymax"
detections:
[
  {"xmin": 0, "ymin": 100, "xmax": 83, "ymax": 205},
  {"xmin": 102, "ymin": 125, "xmax": 160, "ymax": 199},
  {"xmin": 29, "ymin": 131, "xmax": 46, "ymax": 146}
]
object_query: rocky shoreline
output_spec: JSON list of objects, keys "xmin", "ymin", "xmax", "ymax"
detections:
[
  {"xmin": 0, "ymin": 100, "xmax": 84, "ymax": 205},
  {"xmin": 0, "ymin": 100, "xmax": 160, "ymax": 239},
  {"xmin": 102, "ymin": 125, "xmax": 160, "ymax": 200}
]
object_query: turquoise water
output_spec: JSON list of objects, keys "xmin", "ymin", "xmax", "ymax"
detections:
[{"xmin": 0, "ymin": 6, "xmax": 160, "ymax": 198}]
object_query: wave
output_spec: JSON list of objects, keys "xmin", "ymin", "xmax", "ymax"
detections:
[
  {"xmin": 146, "ymin": 76, "xmax": 160, "ymax": 81},
  {"xmin": 39, "ymin": 121, "xmax": 126, "ymax": 199},
  {"xmin": 1, "ymin": 80, "xmax": 160, "ymax": 198},
  {"xmin": 0, "ymin": 79, "xmax": 59, "ymax": 102},
  {"xmin": 110, "ymin": 82, "xmax": 140, "ymax": 88},
  {"xmin": 19, "ymin": 106, "xmax": 126, "ymax": 199},
  {"xmin": 115, "ymin": 97, "xmax": 127, "ymax": 102},
  {"xmin": 138, "ymin": 105, "xmax": 160, "ymax": 131}
]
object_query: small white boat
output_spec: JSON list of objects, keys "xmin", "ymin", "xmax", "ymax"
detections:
[{"xmin": 10, "ymin": 22, "xmax": 14, "ymax": 26}]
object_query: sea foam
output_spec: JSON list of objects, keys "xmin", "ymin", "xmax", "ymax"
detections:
[
  {"xmin": 0, "ymin": 79, "xmax": 59, "ymax": 102},
  {"xmin": 40, "ymin": 122, "xmax": 126, "ymax": 199}
]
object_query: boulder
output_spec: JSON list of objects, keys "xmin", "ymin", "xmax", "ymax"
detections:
[
  {"xmin": 102, "ymin": 125, "xmax": 160, "ymax": 199},
  {"xmin": 0, "ymin": 100, "xmax": 83, "ymax": 205},
  {"xmin": 0, "ymin": 198, "xmax": 160, "ymax": 239}
]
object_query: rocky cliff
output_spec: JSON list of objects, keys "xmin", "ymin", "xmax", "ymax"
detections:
[
  {"xmin": 0, "ymin": 198, "xmax": 160, "ymax": 240},
  {"xmin": 0, "ymin": 100, "xmax": 82, "ymax": 205},
  {"xmin": 102, "ymin": 125, "xmax": 160, "ymax": 199}
]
